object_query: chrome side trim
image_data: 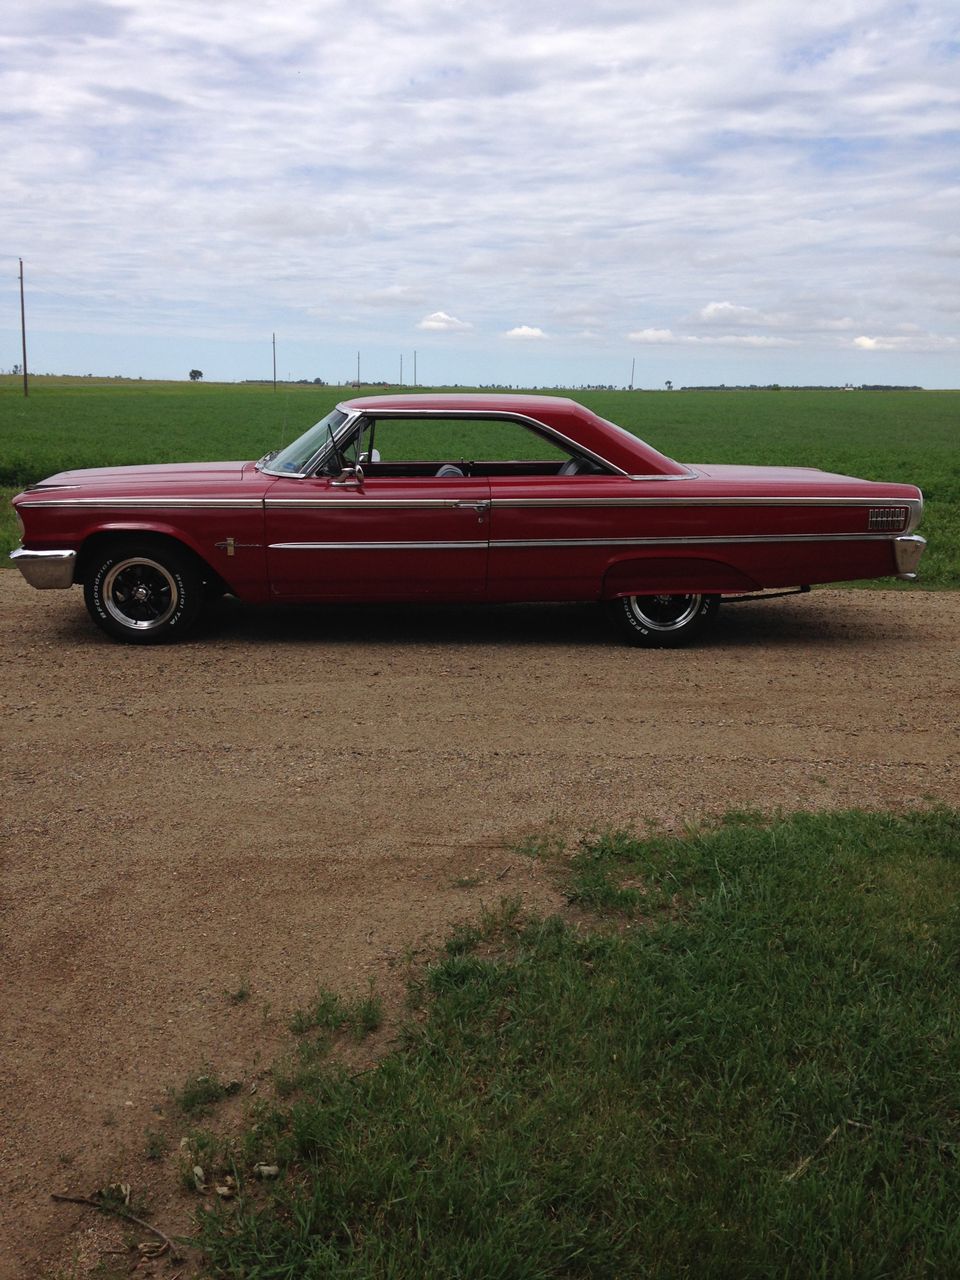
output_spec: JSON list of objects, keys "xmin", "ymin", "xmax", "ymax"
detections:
[
  {"xmin": 491, "ymin": 533, "xmax": 907, "ymax": 549},
  {"xmin": 266, "ymin": 497, "xmax": 468, "ymax": 510},
  {"xmin": 262, "ymin": 495, "xmax": 922, "ymax": 516},
  {"xmin": 10, "ymin": 548, "xmax": 77, "ymax": 589},
  {"xmin": 20, "ymin": 497, "xmax": 262, "ymax": 510},
  {"xmin": 269, "ymin": 532, "xmax": 901, "ymax": 553},
  {"xmin": 894, "ymin": 534, "xmax": 926, "ymax": 579},
  {"xmin": 491, "ymin": 496, "xmax": 923, "ymax": 513},
  {"xmin": 270, "ymin": 541, "xmax": 486, "ymax": 551}
]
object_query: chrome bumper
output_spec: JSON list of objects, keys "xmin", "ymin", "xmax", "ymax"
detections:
[
  {"xmin": 10, "ymin": 548, "xmax": 77, "ymax": 589},
  {"xmin": 894, "ymin": 534, "xmax": 926, "ymax": 581}
]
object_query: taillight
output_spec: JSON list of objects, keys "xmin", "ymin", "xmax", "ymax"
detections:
[{"xmin": 868, "ymin": 507, "xmax": 908, "ymax": 532}]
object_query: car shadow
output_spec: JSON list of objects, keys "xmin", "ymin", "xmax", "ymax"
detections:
[
  {"xmin": 198, "ymin": 598, "xmax": 613, "ymax": 648},
  {"xmin": 49, "ymin": 592, "xmax": 906, "ymax": 651},
  {"xmin": 192, "ymin": 593, "xmax": 897, "ymax": 651}
]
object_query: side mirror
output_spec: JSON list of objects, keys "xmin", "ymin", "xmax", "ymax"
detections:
[{"xmin": 332, "ymin": 464, "xmax": 364, "ymax": 488}]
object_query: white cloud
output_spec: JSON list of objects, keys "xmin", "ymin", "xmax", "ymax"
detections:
[
  {"xmin": 630, "ymin": 329, "xmax": 677, "ymax": 344},
  {"xmin": 630, "ymin": 328, "xmax": 795, "ymax": 348},
  {"xmin": 699, "ymin": 302, "xmax": 762, "ymax": 324},
  {"xmin": 854, "ymin": 332, "xmax": 957, "ymax": 352},
  {"xmin": 504, "ymin": 325, "xmax": 547, "ymax": 339},
  {"xmin": 417, "ymin": 311, "xmax": 472, "ymax": 332}
]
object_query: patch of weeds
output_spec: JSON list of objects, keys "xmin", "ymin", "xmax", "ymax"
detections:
[
  {"xmin": 178, "ymin": 1131, "xmax": 234, "ymax": 1193},
  {"xmin": 289, "ymin": 984, "xmax": 384, "ymax": 1044},
  {"xmin": 273, "ymin": 1055, "xmax": 330, "ymax": 1100},
  {"xmin": 353, "ymin": 989, "xmax": 383, "ymax": 1038},
  {"xmin": 143, "ymin": 1128, "xmax": 170, "ymax": 1161},
  {"xmin": 451, "ymin": 874, "xmax": 481, "ymax": 888},
  {"xmin": 445, "ymin": 896, "xmax": 525, "ymax": 957},
  {"xmin": 225, "ymin": 979, "xmax": 251, "ymax": 1005},
  {"xmin": 513, "ymin": 829, "xmax": 566, "ymax": 860},
  {"xmin": 172, "ymin": 1072, "xmax": 240, "ymax": 1117},
  {"xmin": 289, "ymin": 990, "xmax": 345, "ymax": 1036}
]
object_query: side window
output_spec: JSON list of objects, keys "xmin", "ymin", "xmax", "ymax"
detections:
[{"xmin": 364, "ymin": 417, "xmax": 571, "ymax": 464}]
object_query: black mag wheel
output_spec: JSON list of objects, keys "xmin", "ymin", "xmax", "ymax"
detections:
[
  {"xmin": 610, "ymin": 592, "xmax": 719, "ymax": 648},
  {"xmin": 83, "ymin": 541, "xmax": 204, "ymax": 644}
]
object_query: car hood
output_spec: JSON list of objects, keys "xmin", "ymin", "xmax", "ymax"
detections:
[{"xmin": 29, "ymin": 461, "xmax": 252, "ymax": 488}]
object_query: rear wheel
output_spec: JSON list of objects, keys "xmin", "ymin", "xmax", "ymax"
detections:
[
  {"xmin": 83, "ymin": 542, "xmax": 203, "ymax": 644},
  {"xmin": 609, "ymin": 592, "xmax": 718, "ymax": 648}
]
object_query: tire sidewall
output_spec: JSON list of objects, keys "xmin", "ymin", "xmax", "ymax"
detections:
[
  {"xmin": 614, "ymin": 593, "xmax": 718, "ymax": 647},
  {"xmin": 84, "ymin": 544, "xmax": 200, "ymax": 644}
]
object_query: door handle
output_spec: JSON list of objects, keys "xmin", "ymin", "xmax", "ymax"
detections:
[{"xmin": 454, "ymin": 500, "xmax": 490, "ymax": 523}]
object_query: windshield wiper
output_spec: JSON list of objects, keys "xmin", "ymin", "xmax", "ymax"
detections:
[{"xmin": 255, "ymin": 449, "xmax": 279, "ymax": 471}]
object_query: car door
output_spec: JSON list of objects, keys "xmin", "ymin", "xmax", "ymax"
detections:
[{"xmin": 263, "ymin": 472, "xmax": 491, "ymax": 601}]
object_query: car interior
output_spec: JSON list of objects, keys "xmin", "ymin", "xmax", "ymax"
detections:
[{"xmin": 334, "ymin": 416, "xmax": 611, "ymax": 479}]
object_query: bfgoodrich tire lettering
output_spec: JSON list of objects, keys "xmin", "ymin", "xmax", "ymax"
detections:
[
  {"xmin": 610, "ymin": 592, "xmax": 719, "ymax": 648},
  {"xmin": 83, "ymin": 542, "xmax": 203, "ymax": 644}
]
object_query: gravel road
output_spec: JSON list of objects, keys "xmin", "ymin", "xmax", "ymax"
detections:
[{"xmin": 1, "ymin": 573, "xmax": 957, "ymax": 1277}]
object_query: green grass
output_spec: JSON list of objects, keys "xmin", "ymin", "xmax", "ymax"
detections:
[
  {"xmin": 186, "ymin": 808, "xmax": 960, "ymax": 1278},
  {"xmin": 2, "ymin": 378, "xmax": 957, "ymax": 586},
  {"xmin": 172, "ymin": 1071, "xmax": 240, "ymax": 1118}
]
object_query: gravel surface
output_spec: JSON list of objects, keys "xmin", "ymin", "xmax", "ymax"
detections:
[{"xmin": 1, "ymin": 573, "xmax": 957, "ymax": 1277}]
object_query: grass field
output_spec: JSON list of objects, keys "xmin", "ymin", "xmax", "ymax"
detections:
[
  {"xmin": 1, "ymin": 377, "xmax": 957, "ymax": 586},
  {"xmin": 182, "ymin": 808, "xmax": 960, "ymax": 1278}
]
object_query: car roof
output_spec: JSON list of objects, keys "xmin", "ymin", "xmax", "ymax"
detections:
[{"xmin": 338, "ymin": 393, "xmax": 686, "ymax": 477}]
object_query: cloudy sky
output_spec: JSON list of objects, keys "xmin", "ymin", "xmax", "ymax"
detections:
[{"xmin": 2, "ymin": 0, "xmax": 959, "ymax": 387}]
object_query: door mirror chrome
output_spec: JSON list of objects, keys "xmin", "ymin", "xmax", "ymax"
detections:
[
  {"xmin": 332, "ymin": 464, "xmax": 364, "ymax": 488},
  {"xmin": 358, "ymin": 449, "xmax": 381, "ymax": 464}
]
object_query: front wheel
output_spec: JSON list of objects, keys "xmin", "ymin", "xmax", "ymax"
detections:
[
  {"xmin": 608, "ymin": 593, "xmax": 719, "ymax": 648},
  {"xmin": 83, "ymin": 542, "xmax": 204, "ymax": 644}
]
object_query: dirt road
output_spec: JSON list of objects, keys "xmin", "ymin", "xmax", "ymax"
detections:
[{"xmin": 1, "ymin": 574, "xmax": 957, "ymax": 1276}]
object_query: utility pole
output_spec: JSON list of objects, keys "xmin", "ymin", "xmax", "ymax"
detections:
[
  {"xmin": 629, "ymin": 357, "xmax": 635, "ymax": 391},
  {"xmin": 357, "ymin": 351, "xmax": 361, "ymax": 388},
  {"xmin": 413, "ymin": 349, "xmax": 417, "ymax": 387},
  {"xmin": 272, "ymin": 333, "xmax": 277, "ymax": 391},
  {"xmin": 399, "ymin": 353, "xmax": 403, "ymax": 386},
  {"xmin": 19, "ymin": 258, "xmax": 28, "ymax": 398}
]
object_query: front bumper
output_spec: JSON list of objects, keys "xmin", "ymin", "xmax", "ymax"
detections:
[
  {"xmin": 10, "ymin": 548, "xmax": 77, "ymax": 589},
  {"xmin": 894, "ymin": 535, "xmax": 926, "ymax": 581}
]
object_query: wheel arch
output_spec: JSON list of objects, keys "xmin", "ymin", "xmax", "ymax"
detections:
[
  {"xmin": 74, "ymin": 528, "xmax": 228, "ymax": 595},
  {"xmin": 602, "ymin": 554, "xmax": 760, "ymax": 599}
]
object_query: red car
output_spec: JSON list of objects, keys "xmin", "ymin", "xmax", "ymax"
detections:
[{"xmin": 10, "ymin": 393, "xmax": 925, "ymax": 646}]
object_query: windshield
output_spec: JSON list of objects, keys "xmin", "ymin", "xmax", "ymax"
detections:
[{"xmin": 264, "ymin": 409, "xmax": 349, "ymax": 475}]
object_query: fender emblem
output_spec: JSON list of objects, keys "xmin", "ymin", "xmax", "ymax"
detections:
[{"xmin": 214, "ymin": 537, "xmax": 262, "ymax": 557}]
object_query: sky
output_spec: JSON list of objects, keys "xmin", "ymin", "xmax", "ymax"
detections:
[{"xmin": 2, "ymin": 0, "xmax": 959, "ymax": 388}]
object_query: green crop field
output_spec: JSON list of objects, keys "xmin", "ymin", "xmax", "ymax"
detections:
[{"xmin": 1, "ymin": 377, "xmax": 957, "ymax": 587}]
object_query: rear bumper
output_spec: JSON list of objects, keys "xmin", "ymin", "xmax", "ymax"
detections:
[
  {"xmin": 894, "ymin": 535, "xmax": 926, "ymax": 581},
  {"xmin": 10, "ymin": 548, "xmax": 77, "ymax": 589}
]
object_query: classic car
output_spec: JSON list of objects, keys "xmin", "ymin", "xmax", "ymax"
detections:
[{"xmin": 10, "ymin": 392, "xmax": 925, "ymax": 646}]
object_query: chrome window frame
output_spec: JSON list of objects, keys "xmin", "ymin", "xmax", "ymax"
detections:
[{"xmin": 260, "ymin": 406, "xmax": 679, "ymax": 481}]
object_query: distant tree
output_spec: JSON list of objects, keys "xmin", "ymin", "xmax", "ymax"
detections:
[
  {"xmin": 665, "ymin": 379, "xmax": 673, "ymax": 391},
  {"xmin": 12, "ymin": 363, "xmax": 21, "ymax": 375},
  {"xmin": 189, "ymin": 369, "xmax": 203, "ymax": 381}
]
